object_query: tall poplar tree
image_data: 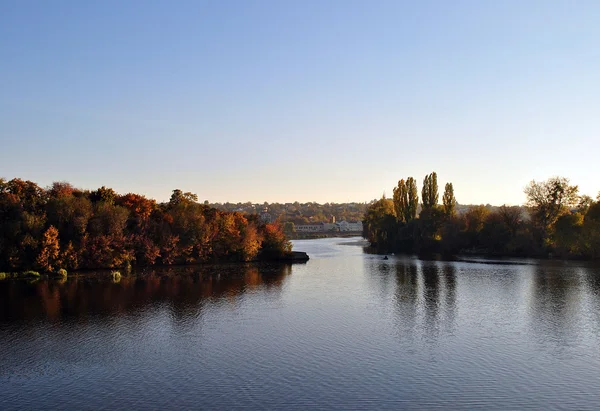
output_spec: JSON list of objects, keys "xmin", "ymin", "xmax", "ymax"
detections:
[
  {"xmin": 422, "ymin": 176, "xmax": 430, "ymax": 209},
  {"xmin": 406, "ymin": 177, "xmax": 419, "ymax": 221},
  {"xmin": 393, "ymin": 179, "xmax": 408, "ymax": 223},
  {"xmin": 442, "ymin": 182, "xmax": 457, "ymax": 216},
  {"xmin": 421, "ymin": 172, "xmax": 439, "ymax": 209}
]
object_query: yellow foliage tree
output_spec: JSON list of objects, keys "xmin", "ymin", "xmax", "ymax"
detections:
[{"xmin": 36, "ymin": 226, "xmax": 61, "ymax": 272}]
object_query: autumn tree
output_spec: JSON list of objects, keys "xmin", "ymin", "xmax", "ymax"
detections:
[
  {"xmin": 465, "ymin": 205, "xmax": 490, "ymax": 233},
  {"xmin": 60, "ymin": 241, "xmax": 80, "ymax": 270},
  {"xmin": 36, "ymin": 226, "xmax": 61, "ymax": 272},
  {"xmin": 46, "ymin": 195, "xmax": 93, "ymax": 243},
  {"xmin": 0, "ymin": 179, "xmax": 48, "ymax": 270},
  {"xmin": 577, "ymin": 195, "xmax": 594, "ymax": 214},
  {"xmin": 169, "ymin": 189, "xmax": 198, "ymax": 205},
  {"xmin": 2, "ymin": 178, "xmax": 47, "ymax": 213},
  {"xmin": 240, "ymin": 223, "xmax": 262, "ymax": 261},
  {"xmin": 131, "ymin": 234, "xmax": 161, "ymax": 266},
  {"xmin": 87, "ymin": 202, "xmax": 129, "ymax": 236},
  {"xmin": 118, "ymin": 193, "xmax": 155, "ymax": 220},
  {"xmin": 48, "ymin": 182, "xmax": 76, "ymax": 199},
  {"xmin": 259, "ymin": 222, "xmax": 292, "ymax": 259},
  {"xmin": 117, "ymin": 193, "xmax": 156, "ymax": 232},
  {"xmin": 90, "ymin": 186, "xmax": 117, "ymax": 204},
  {"xmin": 363, "ymin": 196, "xmax": 396, "ymax": 250},
  {"xmin": 525, "ymin": 177, "xmax": 579, "ymax": 238},
  {"xmin": 498, "ymin": 205, "xmax": 522, "ymax": 237}
]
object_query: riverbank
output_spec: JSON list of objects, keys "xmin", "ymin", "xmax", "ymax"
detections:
[{"xmin": 0, "ymin": 251, "xmax": 309, "ymax": 281}]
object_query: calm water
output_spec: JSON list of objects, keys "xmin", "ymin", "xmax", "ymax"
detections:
[{"xmin": 1, "ymin": 237, "xmax": 600, "ymax": 410}]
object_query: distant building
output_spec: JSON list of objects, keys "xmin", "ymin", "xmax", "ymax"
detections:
[
  {"xmin": 323, "ymin": 223, "xmax": 337, "ymax": 231},
  {"xmin": 295, "ymin": 220, "xmax": 363, "ymax": 233},
  {"xmin": 336, "ymin": 220, "xmax": 363, "ymax": 232},
  {"xmin": 348, "ymin": 221, "xmax": 363, "ymax": 231},
  {"xmin": 259, "ymin": 207, "xmax": 274, "ymax": 223},
  {"xmin": 295, "ymin": 222, "xmax": 326, "ymax": 232}
]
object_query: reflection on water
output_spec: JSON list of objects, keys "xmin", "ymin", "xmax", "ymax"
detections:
[
  {"xmin": 393, "ymin": 260, "xmax": 419, "ymax": 338},
  {"xmin": 366, "ymin": 258, "xmax": 458, "ymax": 344},
  {"xmin": 528, "ymin": 264, "xmax": 598, "ymax": 351},
  {"xmin": 2, "ymin": 238, "xmax": 600, "ymax": 411},
  {"xmin": 0, "ymin": 263, "xmax": 291, "ymax": 323},
  {"xmin": 443, "ymin": 263, "xmax": 457, "ymax": 327}
]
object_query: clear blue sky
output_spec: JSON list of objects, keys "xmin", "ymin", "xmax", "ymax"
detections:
[{"xmin": 1, "ymin": 0, "xmax": 598, "ymax": 205}]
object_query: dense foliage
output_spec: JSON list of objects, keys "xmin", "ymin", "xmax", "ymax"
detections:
[
  {"xmin": 363, "ymin": 174, "xmax": 600, "ymax": 260},
  {"xmin": 0, "ymin": 178, "xmax": 291, "ymax": 273}
]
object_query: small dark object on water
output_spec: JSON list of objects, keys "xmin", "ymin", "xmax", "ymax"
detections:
[
  {"xmin": 277, "ymin": 251, "xmax": 310, "ymax": 263},
  {"xmin": 383, "ymin": 256, "xmax": 388, "ymax": 260}
]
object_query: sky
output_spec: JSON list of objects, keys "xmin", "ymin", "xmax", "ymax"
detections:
[{"xmin": 1, "ymin": 0, "xmax": 599, "ymax": 205}]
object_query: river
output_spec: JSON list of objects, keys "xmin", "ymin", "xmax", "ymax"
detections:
[{"xmin": 1, "ymin": 237, "xmax": 600, "ymax": 410}]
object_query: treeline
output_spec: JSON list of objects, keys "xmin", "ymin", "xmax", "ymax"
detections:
[
  {"xmin": 363, "ymin": 173, "xmax": 600, "ymax": 260},
  {"xmin": 0, "ymin": 178, "xmax": 291, "ymax": 273},
  {"xmin": 210, "ymin": 202, "xmax": 367, "ymax": 224}
]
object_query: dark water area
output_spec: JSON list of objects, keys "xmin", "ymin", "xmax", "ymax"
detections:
[{"xmin": 1, "ymin": 238, "xmax": 600, "ymax": 410}]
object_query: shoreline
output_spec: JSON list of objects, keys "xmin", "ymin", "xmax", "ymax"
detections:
[{"xmin": 0, "ymin": 251, "xmax": 309, "ymax": 281}]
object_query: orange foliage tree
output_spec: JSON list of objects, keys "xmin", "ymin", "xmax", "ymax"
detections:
[{"xmin": 36, "ymin": 226, "xmax": 61, "ymax": 272}]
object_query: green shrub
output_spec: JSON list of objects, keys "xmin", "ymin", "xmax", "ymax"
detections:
[
  {"xmin": 57, "ymin": 268, "xmax": 68, "ymax": 277},
  {"xmin": 0, "ymin": 272, "xmax": 7, "ymax": 280},
  {"xmin": 22, "ymin": 270, "xmax": 40, "ymax": 278}
]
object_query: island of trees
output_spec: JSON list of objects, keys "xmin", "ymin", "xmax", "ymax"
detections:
[
  {"xmin": 0, "ymin": 178, "xmax": 292, "ymax": 274},
  {"xmin": 363, "ymin": 173, "xmax": 600, "ymax": 260}
]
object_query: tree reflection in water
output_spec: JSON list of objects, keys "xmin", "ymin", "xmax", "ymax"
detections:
[
  {"xmin": 527, "ymin": 263, "xmax": 599, "ymax": 350},
  {"xmin": 0, "ymin": 263, "xmax": 292, "ymax": 323},
  {"xmin": 370, "ymin": 258, "xmax": 457, "ymax": 344}
]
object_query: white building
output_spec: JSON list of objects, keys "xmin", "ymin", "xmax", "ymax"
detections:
[
  {"xmin": 348, "ymin": 221, "xmax": 363, "ymax": 231},
  {"xmin": 295, "ymin": 220, "xmax": 363, "ymax": 233},
  {"xmin": 323, "ymin": 223, "xmax": 337, "ymax": 231},
  {"xmin": 336, "ymin": 220, "xmax": 363, "ymax": 232},
  {"xmin": 295, "ymin": 222, "xmax": 325, "ymax": 232},
  {"xmin": 259, "ymin": 211, "xmax": 274, "ymax": 223}
]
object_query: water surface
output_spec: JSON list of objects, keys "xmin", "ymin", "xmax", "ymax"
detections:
[{"xmin": 1, "ymin": 237, "xmax": 600, "ymax": 410}]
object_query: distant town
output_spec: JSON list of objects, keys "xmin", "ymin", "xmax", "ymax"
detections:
[
  {"xmin": 287, "ymin": 219, "xmax": 363, "ymax": 233},
  {"xmin": 207, "ymin": 201, "xmax": 368, "ymax": 226},
  {"xmin": 207, "ymin": 200, "xmax": 512, "ymax": 231}
]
